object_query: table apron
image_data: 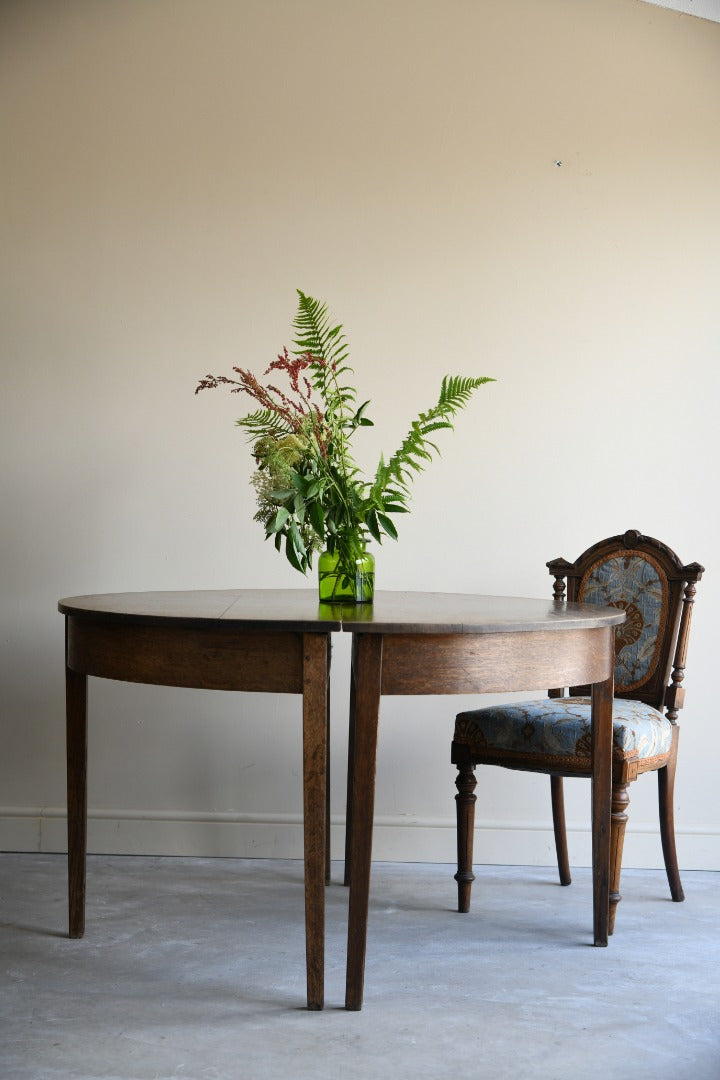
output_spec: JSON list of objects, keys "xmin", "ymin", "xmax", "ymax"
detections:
[
  {"xmin": 376, "ymin": 626, "xmax": 614, "ymax": 695},
  {"xmin": 65, "ymin": 615, "xmax": 308, "ymax": 693}
]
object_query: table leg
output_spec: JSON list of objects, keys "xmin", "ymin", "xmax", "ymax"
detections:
[
  {"xmin": 345, "ymin": 633, "xmax": 383, "ymax": 1011},
  {"xmin": 302, "ymin": 633, "xmax": 329, "ymax": 1010},
  {"xmin": 591, "ymin": 665, "xmax": 614, "ymax": 947},
  {"xmin": 343, "ymin": 633, "xmax": 359, "ymax": 888},
  {"xmin": 66, "ymin": 657, "xmax": 87, "ymax": 940},
  {"xmin": 325, "ymin": 636, "xmax": 332, "ymax": 886}
]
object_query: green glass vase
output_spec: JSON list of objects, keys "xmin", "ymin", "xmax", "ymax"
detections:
[{"xmin": 317, "ymin": 549, "xmax": 375, "ymax": 603}]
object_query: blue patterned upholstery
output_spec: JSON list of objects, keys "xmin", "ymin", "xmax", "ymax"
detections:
[
  {"xmin": 578, "ymin": 551, "xmax": 668, "ymax": 692},
  {"xmin": 454, "ymin": 697, "xmax": 672, "ymax": 763}
]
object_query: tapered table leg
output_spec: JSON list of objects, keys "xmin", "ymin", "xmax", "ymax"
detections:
[
  {"xmin": 343, "ymin": 634, "xmax": 359, "ymax": 888},
  {"xmin": 325, "ymin": 637, "xmax": 332, "ymax": 886},
  {"xmin": 303, "ymin": 633, "xmax": 329, "ymax": 1010},
  {"xmin": 591, "ymin": 654, "xmax": 614, "ymax": 947},
  {"xmin": 66, "ymin": 659, "xmax": 87, "ymax": 940},
  {"xmin": 345, "ymin": 634, "xmax": 383, "ymax": 1011}
]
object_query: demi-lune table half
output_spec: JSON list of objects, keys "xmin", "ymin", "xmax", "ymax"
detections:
[
  {"xmin": 333, "ymin": 591, "xmax": 625, "ymax": 1010},
  {"xmin": 59, "ymin": 588, "xmax": 340, "ymax": 1011}
]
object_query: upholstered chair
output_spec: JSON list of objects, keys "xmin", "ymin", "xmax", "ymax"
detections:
[{"xmin": 451, "ymin": 530, "xmax": 704, "ymax": 933}]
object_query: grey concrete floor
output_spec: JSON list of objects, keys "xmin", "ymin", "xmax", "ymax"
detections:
[{"xmin": 1, "ymin": 855, "xmax": 718, "ymax": 1080}]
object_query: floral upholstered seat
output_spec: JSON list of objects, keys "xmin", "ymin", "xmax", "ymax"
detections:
[
  {"xmin": 451, "ymin": 530, "xmax": 704, "ymax": 936},
  {"xmin": 455, "ymin": 697, "xmax": 672, "ymax": 768}
]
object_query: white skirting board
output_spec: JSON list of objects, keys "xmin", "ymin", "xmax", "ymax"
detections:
[{"xmin": 1, "ymin": 807, "xmax": 718, "ymax": 870}]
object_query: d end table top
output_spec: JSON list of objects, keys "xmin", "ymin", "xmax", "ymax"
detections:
[
  {"xmin": 58, "ymin": 588, "xmax": 343, "ymax": 632},
  {"xmin": 58, "ymin": 589, "xmax": 625, "ymax": 635},
  {"xmin": 327, "ymin": 590, "xmax": 625, "ymax": 634}
]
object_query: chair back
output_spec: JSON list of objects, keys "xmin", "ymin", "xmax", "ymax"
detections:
[{"xmin": 547, "ymin": 530, "xmax": 703, "ymax": 718}]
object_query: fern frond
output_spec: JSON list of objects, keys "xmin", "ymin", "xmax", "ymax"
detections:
[
  {"xmin": 371, "ymin": 375, "xmax": 494, "ymax": 504},
  {"xmin": 235, "ymin": 408, "xmax": 295, "ymax": 440},
  {"xmin": 293, "ymin": 290, "xmax": 356, "ymax": 411},
  {"xmin": 293, "ymin": 291, "xmax": 347, "ymax": 368},
  {"xmin": 438, "ymin": 375, "xmax": 494, "ymax": 411}
]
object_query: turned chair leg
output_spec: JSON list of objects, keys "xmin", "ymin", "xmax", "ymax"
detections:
[
  {"xmin": 609, "ymin": 781, "xmax": 630, "ymax": 935},
  {"xmin": 658, "ymin": 727, "xmax": 684, "ymax": 902},
  {"xmin": 550, "ymin": 775, "xmax": 572, "ymax": 886},
  {"xmin": 454, "ymin": 750, "xmax": 477, "ymax": 913}
]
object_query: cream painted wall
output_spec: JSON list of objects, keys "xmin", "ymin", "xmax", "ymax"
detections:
[{"xmin": 1, "ymin": 0, "xmax": 718, "ymax": 870}]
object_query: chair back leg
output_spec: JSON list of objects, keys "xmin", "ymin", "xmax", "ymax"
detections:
[
  {"xmin": 658, "ymin": 726, "xmax": 685, "ymax": 902},
  {"xmin": 550, "ymin": 775, "xmax": 572, "ymax": 886}
]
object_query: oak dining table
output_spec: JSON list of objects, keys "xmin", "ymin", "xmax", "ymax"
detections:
[{"xmin": 59, "ymin": 588, "xmax": 624, "ymax": 1013}]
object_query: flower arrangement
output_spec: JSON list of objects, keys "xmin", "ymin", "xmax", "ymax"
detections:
[{"xmin": 196, "ymin": 291, "xmax": 493, "ymax": 599}]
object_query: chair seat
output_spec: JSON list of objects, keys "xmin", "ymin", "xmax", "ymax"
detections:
[{"xmin": 454, "ymin": 696, "xmax": 672, "ymax": 763}]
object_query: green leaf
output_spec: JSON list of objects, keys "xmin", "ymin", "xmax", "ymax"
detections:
[
  {"xmin": 352, "ymin": 400, "xmax": 373, "ymax": 426},
  {"xmin": 289, "ymin": 520, "xmax": 306, "ymax": 558},
  {"xmin": 308, "ymin": 500, "xmax": 325, "ymax": 538},
  {"xmin": 377, "ymin": 512, "xmax": 398, "ymax": 540},
  {"xmin": 285, "ymin": 537, "xmax": 305, "ymax": 574},
  {"xmin": 366, "ymin": 510, "xmax": 382, "ymax": 543},
  {"xmin": 293, "ymin": 494, "xmax": 306, "ymax": 523},
  {"xmin": 267, "ymin": 506, "xmax": 290, "ymax": 534}
]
